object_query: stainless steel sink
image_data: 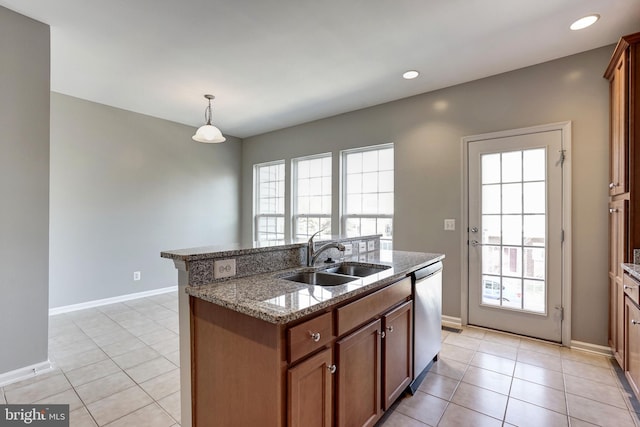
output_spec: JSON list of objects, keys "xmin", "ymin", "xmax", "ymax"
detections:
[
  {"xmin": 281, "ymin": 271, "xmax": 357, "ymax": 286},
  {"xmin": 324, "ymin": 263, "xmax": 390, "ymax": 277}
]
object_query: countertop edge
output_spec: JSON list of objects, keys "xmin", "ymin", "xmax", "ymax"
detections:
[
  {"xmin": 623, "ymin": 263, "xmax": 640, "ymax": 282},
  {"xmin": 186, "ymin": 252, "xmax": 444, "ymax": 325}
]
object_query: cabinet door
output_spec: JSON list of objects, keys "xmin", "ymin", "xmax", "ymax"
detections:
[
  {"xmin": 610, "ymin": 52, "xmax": 628, "ymax": 196},
  {"xmin": 382, "ymin": 301, "xmax": 413, "ymax": 410},
  {"xmin": 626, "ymin": 297, "xmax": 640, "ymax": 396},
  {"xmin": 288, "ymin": 347, "xmax": 334, "ymax": 427},
  {"xmin": 617, "ymin": 279, "xmax": 626, "ymax": 367},
  {"xmin": 336, "ymin": 319, "xmax": 382, "ymax": 427}
]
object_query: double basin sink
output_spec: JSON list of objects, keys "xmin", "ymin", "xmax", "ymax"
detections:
[{"xmin": 282, "ymin": 263, "xmax": 390, "ymax": 286}]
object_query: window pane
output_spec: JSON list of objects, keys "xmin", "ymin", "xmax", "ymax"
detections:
[
  {"xmin": 502, "ymin": 215, "xmax": 522, "ymax": 246},
  {"xmin": 523, "ymin": 182, "xmax": 545, "ymax": 214},
  {"xmin": 523, "ymin": 215, "xmax": 545, "ymax": 246},
  {"xmin": 293, "ymin": 154, "xmax": 332, "ymax": 239},
  {"xmin": 482, "ymin": 215, "xmax": 501, "ymax": 244},
  {"xmin": 523, "ymin": 149, "xmax": 545, "ymax": 181},
  {"xmin": 502, "ymin": 246, "xmax": 522, "ymax": 277},
  {"xmin": 482, "ymin": 275, "xmax": 502, "ymax": 306},
  {"xmin": 482, "ymin": 245, "xmax": 501, "ymax": 275},
  {"xmin": 502, "ymin": 277, "xmax": 523, "ymax": 309},
  {"xmin": 482, "ymin": 153, "xmax": 501, "ymax": 184},
  {"xmin": 482, "ymin": 185, "xmax": 501, "ymax": 214},
  {"xmin": 523, "ymin": 279, "xmax": 545, "ymax": 313},
  {"xmin": 502, "ymin": 183, "xmax": 522, "ymax": 214},
  {"xmin": 501, "ymin": 151, "xmax": 522, "ymax": 183},
  {"xmin": 524, "ymin": 248, "xmax": 545, "ymax": 279},
  {"xmin": 342, "ymin": 145, "xmax": 394, "ymax": 245}
]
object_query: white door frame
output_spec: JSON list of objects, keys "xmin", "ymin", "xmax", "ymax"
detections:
[{"xmin": 461, "ymin": 122, "xmax": 572, "ymax": 346}]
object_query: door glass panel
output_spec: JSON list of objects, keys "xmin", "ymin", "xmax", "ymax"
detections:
[
  {"xmin": 482, "ymin": 246, "xmax": 501, "ymax": 275},
  {"xmin": 482, "ymin": 154, "xmax": 501, "ymax": 184},
  {"xmin": 523, "ymin": 279, "xmax": 545, "ymax": 313},
  {"xmin": 502, "ymin": 183, "xmax": 522, "ymax": 214},
  {"xmin": 523, "ymin": 215, "xmax": 545, "ymax": 246},
  {"xmin": 501, "ymin": 151, "xmax": 522, "ymax": 183},
  {"xmin": 479, "ymin": 148, "xmax": 547, "ymax": 314},
  {"xmin": 482, "ymin": 215, "xmax": 501, "ymax": 244},
  {"xmin": 502, "ymin": 215, "xmax": 522, "ymax": 246},
  {"xmin": 482, "ymin": 185, "xmax": 501, "ymax": 214}
]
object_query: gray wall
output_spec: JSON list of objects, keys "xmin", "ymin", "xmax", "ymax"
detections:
[
  {"xmin": 242, "ymin": 46, "xmax": 611, "ymax": 346},
  {"xmin": 0, "ymin": 7, "xmax": 50, "ymax": 372},
  {"xmin": 50, "ymin": 93, "xmax": 242, "ymax": 308}
]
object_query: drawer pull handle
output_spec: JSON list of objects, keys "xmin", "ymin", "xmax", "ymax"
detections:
[
  {"xmin": 328, "ymin": 364, "xmax": 337, "ymax": 374},
  {"xmin": 609, "ymin": 208, "xmax": 618, "ymax": 213},
  {"xmin": 310, "ymin": 332, "xmax": 321, "ymax": 342},
  {"xmin": 633, "ymin": 320, "xmax": 639, "ymax": 326},
  {"xmin": 386, "ymin": 326, "xmax": 394, "ymax": 333}
]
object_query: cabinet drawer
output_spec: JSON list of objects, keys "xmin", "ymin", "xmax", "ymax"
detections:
[
  {"xmin": 336, "ymin": 277, "xmax": 411, "ymax": 337},
  {"xmin": 625, "ymin": 274, "xmax": 640, "ymax": 306},
  {"xmin": 288, "ymin": 311, "xmax": 334, "ymax": 363}
]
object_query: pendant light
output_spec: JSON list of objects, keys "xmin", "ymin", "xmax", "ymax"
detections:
[{"xmin": 192, "ymin": 94, "xmax": 226, "ymax": 143}]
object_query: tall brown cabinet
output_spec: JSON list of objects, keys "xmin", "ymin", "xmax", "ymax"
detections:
[{"xmin": 606, "ymin": 32, "xmax": 640, "ymax": 370}]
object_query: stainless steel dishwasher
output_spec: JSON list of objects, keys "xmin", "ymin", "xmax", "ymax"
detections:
[{"xmin": 408, "ymin": 260, "xmax": 443, "ymax": 394}]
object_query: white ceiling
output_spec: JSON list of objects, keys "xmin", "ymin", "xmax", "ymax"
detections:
[{"xmin": 2, "ymin": 0, "xmax": 639, "ymax": 138}]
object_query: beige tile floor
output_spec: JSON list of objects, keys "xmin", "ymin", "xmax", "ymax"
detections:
[
  {"xmin": 0, "ymin": 292, "xmax": 181, "ymax": 426},
  {"xmin": 380, "ymin": 327, "xmax": 640, "ymax": 427},
  {"xmin": 1, "ymin": 290, "xmax": 639, "ymax": 426}
]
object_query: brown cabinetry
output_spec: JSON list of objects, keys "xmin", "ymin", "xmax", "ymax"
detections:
[
  {"xmin": 336, "ymin": 319, "xmax": 382, "ymax": 427},
  {"xmin": 288, "ymin": 347, "xmax": 333, "ymax": 427},
  {"xmin": 606, "ymin": 31, "xmax": 640, "ymax": 370},
  {"xmin": 191, "ymin": 275, "xmax": 417, "ymax": 427},
  {"xmin": 382, "ymin": 301, "xmax": 413, "ymax": 410}
]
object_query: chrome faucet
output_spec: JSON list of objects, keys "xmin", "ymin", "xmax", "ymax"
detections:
[{"xmin": 307, "ymin": 229, "xmax": 345, "ymax": 267}]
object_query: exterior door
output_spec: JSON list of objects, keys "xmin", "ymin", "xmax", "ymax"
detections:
[{"xmin": 467, "ymin": 129, "xmax": 564, "ymax": 342}]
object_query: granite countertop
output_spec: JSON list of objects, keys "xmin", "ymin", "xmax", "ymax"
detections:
[
  {"xmin": 186, "ymin": 250, "xmax": 444, "ymax": 324},
  {"xmin": 623, "ymin": 263, "xmax": 640, "ymax": 282}
]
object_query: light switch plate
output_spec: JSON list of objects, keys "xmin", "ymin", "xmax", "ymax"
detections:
[
  {"xmin": 367, "ymin": 240, "xmax": 375, "ymax": 251},
  {"xmin": 444, "ymin": 219, "xmax": 456, "ymax": 231},
  {"xmin": 214, "ymin": 259, "xmax": 236, "ymax": 279},
  {"xmin": 359, "ymin": 242, "xmax": 367, "ymax": 253}
]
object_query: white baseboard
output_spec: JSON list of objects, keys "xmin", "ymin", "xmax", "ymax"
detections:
[
  {"xmin": 49, "ymin": 286, "xmax": 178, "ymax": 316},
  {"xmin": 0, "ymin": 360, "xmax": 54, "ymax": 388},
  {"xmin": 442, "ymin": 315, "xmax": 462, "ymax": 329},
  {"xmin": 570, "ymin": 340, "xmax": 613, "ymax": 357}
]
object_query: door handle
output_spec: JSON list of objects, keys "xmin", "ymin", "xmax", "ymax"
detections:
[{"xmin": 470, "ymin": 227, "xmax": 478, "ymax": 233}]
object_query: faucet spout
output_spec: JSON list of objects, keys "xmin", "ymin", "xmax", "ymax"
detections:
[{"xmin": 307, "ymin": 229, "xmax": 345, "ymax": 266}]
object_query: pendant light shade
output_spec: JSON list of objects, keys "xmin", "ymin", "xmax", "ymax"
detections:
[{"xmin": 192, "ymin": 94, "xmax": 226, "ymax": 143}]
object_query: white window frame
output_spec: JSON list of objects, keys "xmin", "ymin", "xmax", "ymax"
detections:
[
  {"xmin": 253, "ymin": 160, "xmax": 285, "ymax": 241},
  {"xmin": 341, "ymin": 143, "xmax": 394, "ymax": 249},
  {"xmin": 292, "ymin": 153, "xmax": 332, "ymax": 240}
]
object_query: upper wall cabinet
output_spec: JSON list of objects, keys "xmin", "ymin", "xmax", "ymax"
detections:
[{"xmin": 605, "ymin": 32, "xmax": 640, "ymax": 264}]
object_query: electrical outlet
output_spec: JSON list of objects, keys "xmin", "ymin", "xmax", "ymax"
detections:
[
  {"xmin": 367, "ymin": 240, "xmax": 375, "ymax": 251},
  {"xmin": 133, "ymin": 271, "xmax": 141, "ymax": 281},
  {"xmin": 444, "ymin": 219, "xmax": 456, "ymax": 231},
  {"xmin": 358, "ymin": 242, "xmax": 367, "ymax": 253},
  {"xmin": 214, "ymin": 259, "xmax": 236, "ymax": 279},
  {"xmin": 343, "ymin": 243, "xmax": 353, "ymax": 256}
]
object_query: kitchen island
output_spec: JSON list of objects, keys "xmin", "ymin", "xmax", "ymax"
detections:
[{"xmin": 162, "ymin": 236, "xmax": 443, "ymax": 427}]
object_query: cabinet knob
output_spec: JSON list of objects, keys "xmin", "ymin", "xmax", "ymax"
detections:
[
  {"xmin": 624, "ymin": 285, "xmax": 630, "ymax": 290},
  {"xmin": 310, "ymin": 332, "xmax": 321, "ymax": 342},
  {"xmin": 379, "ymin": 331, "xmax": 386, "ymax": 339},
  {"xmin": 609, "ymin": 182, "xmax": 616, "ymax": 189},
  {"xmin": 386, "ymin": 326, "xmax": 394, "ymax": 333},
  {"xmin": 632, "ymin": 320, "xmax": 639, "ymax": 326},
  {"xmin": 609, "ymin": 208, "xmax": 618, "ymax": 213},
  {"xmin": 327, "ymin": 364, "xmax": 337, "ymax": 374}
]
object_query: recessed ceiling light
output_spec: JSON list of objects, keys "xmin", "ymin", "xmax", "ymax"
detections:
[
  {"xmin": 570, "ymin": 14, "xmax": 600, "ymax": 31},
  {"xmin": 403, "ymin": 70, "xmax": 419, "ymax": 80}
]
